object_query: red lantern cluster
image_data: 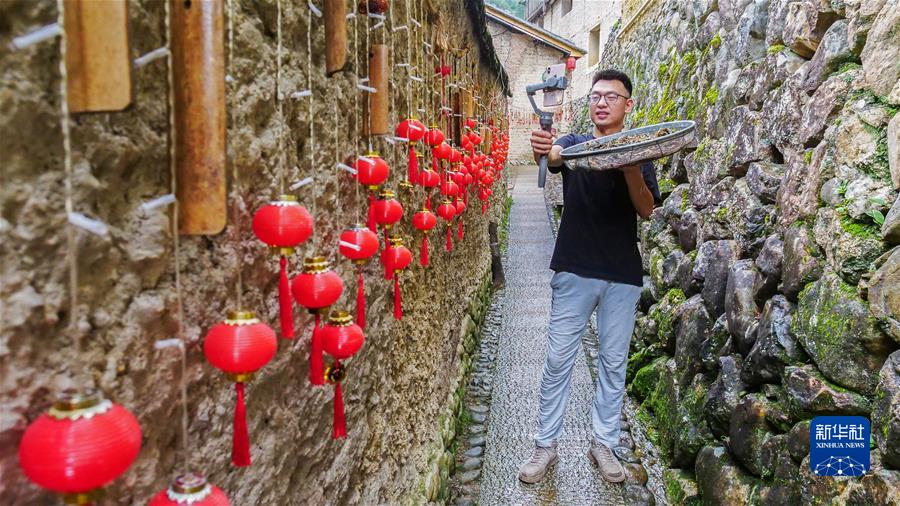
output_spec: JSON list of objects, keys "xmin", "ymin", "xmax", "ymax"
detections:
[
  {"xmin": 149, "ymin": 473, "xmax": 230, "ymax": 506},
  {"xmin": 18, "ymin": 390, "xmax": 142, "ymax": 503},
  {"xmin": 203, "ymin": 311, "xmax": 277, "ymax": 467},
  {"xmin": 252, "ymin": 195, "xmax": 314, "ymax": 339},
  {"xmin": 321, "ymin": 311, "xmax": 366, "ymax": 439},
  {"xmin": 292, "ymin": 257, "xmax": 344, "ymax": 386}
]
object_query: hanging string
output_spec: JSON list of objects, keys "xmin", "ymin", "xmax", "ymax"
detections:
[
  {"xmin": 405, "ymin": 0, "xmax": 412, "ymax": 120},
  {"xmin": 276, "ymin": 0, "xmax": 286, "ymax": 196},
  {"xmin": 364, "ymin": 2, "xmax": 372, "ymax": 152},
  {"xmin": 230, "ymin": 0, "xmax": 244, "ymax": 311},
  {"xmin": 306, "ymin": 0, "xmax": 318, "ymax": 251},
  {"xmin": 353, "ymin": 5, "xmax": 362, "ymax": 225},
  {"xmin": 164, "ymin": 0, "xmax": 193, "ymax": 472},
  {"xmin": 54, "ymin": 0, "xmax": 81, "ymax": 381}
]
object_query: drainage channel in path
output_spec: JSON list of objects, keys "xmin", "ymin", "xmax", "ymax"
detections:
[{"xmin": 449, "ymin": 165, "xmax": 660, "ymax": 505}]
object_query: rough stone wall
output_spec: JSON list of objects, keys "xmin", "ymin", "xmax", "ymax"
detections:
[
  {"xmin": 0, "ymin": 0, "xmax": 508, "ymax": 504},
  {"xmin": 597, "ymin": 0, "xmax": 900, "ymax": 503},
  {"xmin": 488, "ymin": 20, "xmax": 569, "ymax": 160}
]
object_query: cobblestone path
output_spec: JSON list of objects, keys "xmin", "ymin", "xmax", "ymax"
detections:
[{"xmin": 478, "ymin": 165, "xmax": 626, "ymax": 505}]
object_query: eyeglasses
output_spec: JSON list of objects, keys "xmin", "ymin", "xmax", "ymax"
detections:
[{"xmin": 588, "ymin": 92, "xmax": 630, "ymax": 105}]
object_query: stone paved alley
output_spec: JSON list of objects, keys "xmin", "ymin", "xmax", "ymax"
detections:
[{"xmin": 476, "ymin": 165, "xmax": 628, "ymax": 505}]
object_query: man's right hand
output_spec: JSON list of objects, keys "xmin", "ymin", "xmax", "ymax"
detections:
[{"xmin": 531, "ymin": 128, "xmax": 556, "ymax": 156}]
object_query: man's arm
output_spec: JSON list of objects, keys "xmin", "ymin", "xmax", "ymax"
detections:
[{"xmin": 621, "ymin": 165, "xmax": 655, "ymax": 219}]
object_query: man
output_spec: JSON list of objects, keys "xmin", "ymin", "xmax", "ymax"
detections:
[{"xmin": 518, "ymin": 69, "xmax": 661, "ymax": 484}]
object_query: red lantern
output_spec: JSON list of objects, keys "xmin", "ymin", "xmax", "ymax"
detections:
[
  {"xmin": 339, "ymin": 226, "xmax": 380, "ymax": 328},
  {"xmin": 455, "ymin": 198, "xmax": 467, "ymax": 240},
  {"xmin": 354, "ymin": 152, "xmax": 390, "ymax": 232},
  {"xmin": 434, "ymin": 142, "xmax": 452, "ymax": 160},
  {"xmin": 203, "ymin": 312, "xmax": 277, "ymax": 467},
  {"xmin": 149, "ymin": 473, "xmax": 230, "ymax": 506},
  {"xmin": 18, "ymin": 389, "xmax": 142, "ymax": 504},
  {"xmin": 372, "ymin": 189, "xmax": 404, "ymax": 240},
  {"xmin": 412, "ymin": 208, "xmax": 437, "ymax": 266},
  {"xmin": 440, "ymin": 180, "xmax": 459, "ymax": 198},
  {"xmin": 395, "ymin": 118, "xmax": 426, "ymax": 142},
  {"xmin": 449, "ymin": 149, "xmax": 462, "ymax": 163},
  {"xmin": 424, "ymin": 126, "xmax": 444, "ymax": 147},
  {"xmin": 252, "ymin": 195, "xmax": 313, "ymax": 340},
  {"xmin": 380, "ymin": 236, "xmax": 413, "ymax": 319},
  {"xmin": 321, "ymin": 311, "xmax": 366, "ymax": 438},
  {"xmin": 419, "ymin": 168, "xmax": 440, "ymax": 188},
  {"xmin": 437, "ymin": 199, "xmax": 456, "ymax": 252},
  {"xmin": 291, "ymin": 257, "xmax": 344, "ymax": 386},
  {"xmin": 465, "ymin": 117, "xmax": 477, "ymax": 130},
  {"xmin": 357, "ymin": 0, "xmax": 389, "ymax": 14}
]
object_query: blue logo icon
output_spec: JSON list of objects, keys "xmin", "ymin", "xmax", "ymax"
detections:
[{"xmin": 809, "ymin": 416, "xmax": 870, "ymax": 476}]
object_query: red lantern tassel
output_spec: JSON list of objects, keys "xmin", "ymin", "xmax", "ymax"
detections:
[
  {"xmin": 446, "ymin": 225, "xmax": 453, "ymax": 252},
  {"xmin": 481, "ymin": 203, "xmax": 487, "ymax": 215},
  {"xmin": 425, "ymin": 191, "xmax": 432, "ymax": 210},
  {"xmin": 367, "ymin": 191, "xmax": 376, "ymax": 232},
  {"xmin": 332, "ymin": 377, "xmax": 347, "ymax": 439},
  {"xmin": 309, "ymin": 313, "xmax": 325, "ymax": 386},
  {"xmin": 464, "ymin": 191, "xmax": 468, "ymax": 207},
  {"xmin": 232, "ymin": 382, "xmax": 251, "ymax": 467},
  {"xmin": 278, "ymin": 256, "xmax": 294, "ymax": 339},
  {"xmin": 420, "ymin": 234, "xmax": 429, "ymax": 267},
  {"xmin": 407, "ymin": 146, "xmax": 418, "ymax": 183},
  {"xmin": 432, "ymin": 152, "xmax": 439, "ymax": 174},
  {"xmin": 458, "ymin": 219, "xmax": 464, "ymax": 240},
  {"xmin": 356, "ymin": 270, "xmax": 366, "ymax": 328},
  {"xmin": 393, "ymin": 275, "xmax": 403, "ymax": 320}
]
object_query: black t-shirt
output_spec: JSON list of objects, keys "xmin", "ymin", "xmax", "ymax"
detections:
[{"xmin": 549, "ymin": 133, "xmax": 662, "ymax": 287}]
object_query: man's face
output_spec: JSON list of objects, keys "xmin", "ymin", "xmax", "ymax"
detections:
[{"xmin": 588, "ymin": 79, "xmax": 634, "ymax": 129}]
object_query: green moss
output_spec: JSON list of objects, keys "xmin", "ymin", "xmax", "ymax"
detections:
[
  {"xmin": 703, "ymin": 85, "xmax": 719, "ymax": 105},
  {"xmin": 682, "ymin": 50, "xmax": 698, "ymax": 69},
  {"xmin": 649, "ymin": 289, "xmax": 686, "ymax": 343},
  {"xmin": 658, "ymin": 176, "xmax": 675, "ymax": 195},
  {"xmin": 837, "ymin": 61, "xmax": 862, "ymax": 74},
  {"xmin": 631, "ymin": 356, "xmax": 668, "ymax": 400},
  {"xmin": 688, "ymin": 249, "xmax": 697, "ymax": 261},
  {"xmin": 804, "ymin": 150, "xmax": 813, "ymax": 164},
  {"xmin": 766, "ymin": 44, "xmax": 786, "ymax": 55},
  {"xmin": 635, "ymin": 405, "xmax": 660, "ymax": 445},
  {"xmin": 715, "ymin": 206, "xmax": 729, "ymax": 222},
  {"xmin": 680, "ymin": 190, "xmax": 690, "ymax": 212},
  {"xmin": 657, "ymin": 62, "xmax": 669, "ymax": 82},
  {"xmin": 839, "ymin": 212, "xmax": 880, "ymax": 240},
  {"xmin": 709, "ymin": 33, "xmax": 722, "ymax": 49}
]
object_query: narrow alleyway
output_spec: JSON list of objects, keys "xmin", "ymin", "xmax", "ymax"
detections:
[{"xmin": 478, "ymin": 166, "xmax": 626, "ymax": 504}]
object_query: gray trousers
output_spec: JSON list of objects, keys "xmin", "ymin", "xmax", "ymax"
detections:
[{"xmin": 535, "ymin": 271, "xmax": 642, "ymax": 449}]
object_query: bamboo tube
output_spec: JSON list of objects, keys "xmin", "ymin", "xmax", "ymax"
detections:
[
  {"xmin": 170, "ymin": 0, "xmax": 227, "ymax": 235},
  {"xmin": 368, "ymin": 44, "xmax": 389, "ymax": 135},
  {"xmin": 324, "ymin": 0, "xmax": 347, "ymax": 76},
  {"xmin": 64, "ymin": 0, "xmax": 133, "ymax": 113}
]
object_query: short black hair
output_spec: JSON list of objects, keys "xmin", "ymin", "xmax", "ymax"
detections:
[{"xmin": 591, "ymin": 69, "xmax": 633, "ymax": 97}]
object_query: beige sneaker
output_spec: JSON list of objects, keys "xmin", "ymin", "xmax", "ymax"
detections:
[
  {"xmin": 517, "ymin": 442, "xmax": 558, "ymax": 483},
  {"xmin": 588, "ymin": 439, "xmax": 626, "ymax": 483}
]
